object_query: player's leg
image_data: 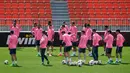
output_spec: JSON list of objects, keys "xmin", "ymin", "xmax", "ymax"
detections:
[
  {"xmin": 101, "ymin": 42, "xmax": 106, "ymax": 56},
  {"xmin": 95, "ymin": 46, "xmax": 98, "ymax": 61},
  {"xmin": 68, "ymin": 46, "xmax": 72, "ymax": 62},
  {"xmin": 43, "ymin": 49, "xmax": 49, "ymax": 64},
  {"xmin": 83, "ymin": 48, "xmax": 86, "ymax": 63},
  {"xmin": 51, "ymin": 41, "xmax": 54, "ymax": 55},
  {"xmin": 106, "ymin": 48, "xmax": 113, "ymax": 64},
  {"xmin": 78, "ymin": 48, "xmax": 81, "ymax": 60},
  {"xmin": 92, "ymin": 46, "xmax": 96, "ymax": 60},
  {"xmin": 87, "ymin": 40, "xmax": 92, "ymax": 57},
  {"xmin": 115, "ymin": 47, "xmax": 119, "ymax": 63},
  {"xmin": 36, "ymin": 40, "xmax": 40, "ymax": 56},
  {"xmin": 119, "ymin": 47, "xmax": 123, "ymax": 63},
  {"xmin": 71, "ymin": 42, "xmax": 77, "ymax": 56},
  {"xmin": 40, "ymin": 49, "xmax": 45, "ymax": 65}
]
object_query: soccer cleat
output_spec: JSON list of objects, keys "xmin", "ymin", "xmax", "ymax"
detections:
[
  {"xmin": 36, "ymin": 53, "xmax": 41, "ymax": 57},
  {"xmin": 14, "ymin": 63, "xmax": 19, "ymax": 67},
  {"xmin": 119, "ymin": 60, "xmax": 122, "ymax": 63},
  {"xmin": 49, "ymin": 54, "xmax": 52, "ymax": 56},
  {"xmin": 114, "ymin": 61, "xmax": 119, "ymax": 64},
  {"xmin": 42, "ymin": 62, "xmax": 45, "ymax": 65},
  {"xmin": 89, "ymin": 53, "xmax": 93, "ymax": 57},
  {"xmin": 47, "ymin": 61, "xmax": 50, "ymax": 65},
  {"xmin": 10, "ymin": 64, "xmax": 15, "ymax": 67},
  {"xmin": 58, "ymin": 53, "xmax": 62, "ymax": 56},
  {"xmin": 101, "ymin": 54, "xmax": 105, "ymax": 56},
  {"xmin": 71, "ymin": 53, "xmax": 76, "ymax": 57}
]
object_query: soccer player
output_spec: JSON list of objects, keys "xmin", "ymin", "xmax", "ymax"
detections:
[
  {"xmin": 78, "ymin": 30, "xmax": 88, "ymax": 63},
  {"xmin": 69, "ymin": 22, "xmax": 78, "ymax": 56},
  {"xmin": 92, "ymin": 29, "xmax": 102, "ymax": 61},
  {"xmin": 10, "ymin": 20, "xmax": 21, "ymax": 37},
  {"xmin": 62, "ymin": 31, "xmax": 72, "ymax": 63},
  {"xmin": 104, "ymin": 30, "xmax": 114, "ymax": 64},
  {"xmin": 63, "ymin": 21, "xmax": 69, "ymax": 31},
  {"xmin": 47, "ymin": 24, "xmax": 54, "ymax": 56},
  {"xmin": 31, "ymin": 23, "xmax": 37, "ymax": 50},
  {"xmin": 8, "ymin": 31, "xmax": 18, "ymax": 67},
  {"xmin": 58, "ymin": 25, "xmax": 67, "ymax": 56},
  {"xmin": 35, "ymin": 24, "xmax": 43, "ymax": 57},
  {"xmin": 40, "ymin": 31, "xmax": 50, "ymax": 65},
  {"xmin": 101, "ymin": 25, "xmax": 109, "ymax": 56},
  {"xmin": 83, "ymin": 23, "xmax": 92, "ymax": 57},
  {"xmin": 115, "ymin": 29, "xmax": 125, "ymax": 63}
]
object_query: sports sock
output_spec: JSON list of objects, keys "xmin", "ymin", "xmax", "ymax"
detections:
[
  {"xmin": 83, "ymin": 53, "xmax": 86, "ymax": 61},
  {"xmin": 116, "ymin": 58, "xmax": 118, "ymax": 62}
]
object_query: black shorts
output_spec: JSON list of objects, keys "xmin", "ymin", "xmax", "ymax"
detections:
[
  {"xmin": 72, "ymin": 42, "xmax": 77, "ymax": 46},
  {"xmin": 10, "ymin": 49, "xmax": 16, "ymax": 54},
  {"xmin": 48, "ymin": 41, "xmax": 53, "ymax": 46},
  {"xmin": 106, "ymin": 48, "xmax": 112, "ymax": 54},
  {"xmin": 59, "ymin": 40, "xmax": 64, "ymax": 46},
  {"xmin": 64, "ymin": 46, "xmax": 72, "ymax": 52},
  {"xmin": 78, "ymin": 48, "xmax": 86, "ymax": 53},
  {"xmin": 87, "ymin": 40, "xmax": 92, "ymax": 46},
  {"xmin": 116, "ymin": 46, "xmax": 123, "ymax": 53},
  {"xmin": 35, "ymin": 40, "xmax": 40, "ymax": 46}
]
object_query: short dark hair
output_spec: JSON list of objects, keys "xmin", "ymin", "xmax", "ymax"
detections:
[
  {"xmin": 72, "ymin": 22, "xmax": 75, "ymax": 24},
  {"xmin": 62, "ymin": 24, "xmax": 65, "ymax": 27},
  {"xmin": 42, "ymin": 30, "xmax": 46, "ymax": 34},
  {"xmin": 68, "ymin": 32, "xmax": 71, "ymax": 34},
  {"xmin": 63, "ymin": 21, "xmax": 66, "ymax": 24},
  {"xmin": 81, "ymin": 30, "xmax": 85, "ymax": 34},
  {"xmin": 10, "ymin": 30, "xmax": 14, "ymax": 34},
  {"xmin": 48, "ymin": 21, "xmax": 51, "ymax": 25},
  {"xmin": 92, "ymin": 29, "xmax": 96, "ymax": 32},
  {"xmin": 105, "ymin": 25, "xmax": 109, "ymax": 28},
  {"xmin": 87, "ymin": 24, "xmax": 90, "ymax": 27},
  {"xmin": 62, "ymin": 31, "xmax": 65, "ymax": 34},
  {"xmin": 108, "ymin": 30, "xmax": 112, "ymax": 34},
  {"xmin": 84, "ymin": 23, "xmax": 87, "ymax": 27},
  {"xmin": 116, "ymin": 29, "xmax": 120, "ymax": 33}
]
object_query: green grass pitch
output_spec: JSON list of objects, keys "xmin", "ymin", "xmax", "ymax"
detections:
[{"xmin": 0, "ymin": 47, "xmax": 130, "ymax": 73}]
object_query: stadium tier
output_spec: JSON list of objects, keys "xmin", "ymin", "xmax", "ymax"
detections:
[
  {"xmin": 0, "ymin": 0, "xmax": 129, "ymax": 31},
  {"xmin": 0, "ymin": 0, "xmax": 52, "ymax": 25},
  {"xmin": 68, "ymin": 0, "xmax": 130, "ymax": 26}
]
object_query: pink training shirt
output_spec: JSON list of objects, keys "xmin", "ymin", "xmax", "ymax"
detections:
[
  {"xmin": 92, "ymin": 33, "xmax": 102, "ymax": 46},
  {"xmin": 10, "ymin": 26, "xmax": 21, "ymax": 37},
  {"xmin": 63, "ymin": 33, "xmax": 72, "ymax": 46},
  {"xmin": 69, "ymin": 26, "xmax": 77, "ymax": 42},
  {"xmin": 31, "ymin": 27, "xmax": 37, "ymax": 36},
  {"xmin": 8, "ymin": 34, "xmax": 18, "ymax": 49},
  {"xmin": 78, "ymin": 34, "xmax": 88, "ymax": 48},
  {"xmin": 104, "ymin": 29, "xmax": 109, "ymax": 38},
  {"xmin": 116, "ymin": 33, "xmax": 125, "ymax": 47},
  {"xmin": 40, "ymin": 35, "xmax": 48, "ymax": 49},
  {"xmin": 35, "ymin": 28, "xmax": 43, "ymax": 40},
  {"xmin": 86, "ymin": 27, "xmax": 92, "ymax": 40},
  {"xmin": 104, "ymin": 34, "xmax": 114, "ymax": 48},
  {"xmin": 58, "ymin": 27, "xmax": 67, "ymax": 40},
  {"xmin": 47, "ymin": 27, "xmax": 54, "ymax": 41}
]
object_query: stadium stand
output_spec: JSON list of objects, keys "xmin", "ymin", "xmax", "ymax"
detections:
[{"xmin": 68, "ymin": 0, "xmax": 130, "ymax": 26}]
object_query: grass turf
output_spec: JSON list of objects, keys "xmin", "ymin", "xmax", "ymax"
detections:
[{"xmin": 0, "ymin": 47, "xmax": 130, "ymax": 73}]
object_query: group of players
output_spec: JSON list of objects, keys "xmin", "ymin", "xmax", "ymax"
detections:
[{"xmin": 7, "ymin": 20, "xmax": 125, "ymax": 66}]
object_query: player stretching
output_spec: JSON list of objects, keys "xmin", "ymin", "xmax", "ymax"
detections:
[
  {"xmin": 104, "ymin": 30, "xmax": 114, "ymax": 64},
  {"xmin": 83, "ymin": 23, "xmax": 92, "ymax": 57},
  {"xmin": 8, "ymin": 31, "xmax": 18, "ymax": 67},
  {"xmin": 40, "ymin": 31, "xmax": 50, "ymax": 65},
  {"xmin": 58, "ymin": 25, "xmax": 67, "ymax": 56},
  {"xmin": 47, "ymin": 24, "xmax": 54, "ymax": 56},
  {"xmin": 31, "ymin": 23, "xmax": 37, "ymax": 50},
  {"xmin": 115, "ymin": 29, "xmax": 125, "ymax": 64},
  {"xmin": 78, "ymin": 30, "xmax": 88, "ymax": 63},
  {"xmin": 35, "ymin": 24, "xmax": 43, "ymax": 57},
  {"xmin": 92, "ymin": 29, "xmax": 102, "ymax": 61},
  {"xmin": 101, "ymin": 25, "xmax": 109, "ymax": 56},
  {"xmin": 62, "ymin": 31, "xmax": 72, "ymax": 64},
  {"xmin": 69, "ymin": 22, "xmax": 78, "ymax": 56}
]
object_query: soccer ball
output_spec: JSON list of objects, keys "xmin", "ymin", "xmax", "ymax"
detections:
[
  {"xmin": 4, "ymin": 60, "xmax": 8, "ymax": 65},
  {"xmin": 98, "ymin": 60, "xmax": 102, "ymax": 65},
  {"xmin": 88, "ymin": 60, "xmax": 94, "ymax": 66},
  {"xmin": 77, "ymin": 60, "xmax": 82, "ymax": 67},
  {"xmin": 62, "ymin": 60, "xmax": 66, "ymax": 65},
  {"xmin": 93, "ymin": 61, "xmax": 99, "ymax": 65},
  {"xmin": 77, "ymin": 61, "xmax": 82, "ymax": 67}
]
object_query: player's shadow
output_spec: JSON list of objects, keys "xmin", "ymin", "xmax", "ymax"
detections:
[
  {"xmin": 43, "ymin": 64, "xmax": 53, "ymax": 67},
  {"xmin": 13, "ymin": 65, "xmax": 22, "ymax": 68},
  {"xmin": 84, "ymin": 64, "xmax": 107, "ymax": 66},
  {"xmin": 121, "ymin": 62, "xmax": 130, "ymax": 65},
  {"xmin": 52, "ymin": 55, "xmax": 58, "ymax": 57},
  {"xmin": 17, "ymin": 47, "xmax": 24, "ymax": 51}
]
